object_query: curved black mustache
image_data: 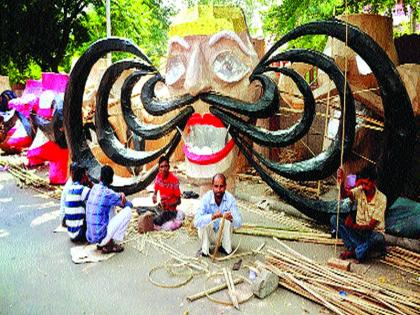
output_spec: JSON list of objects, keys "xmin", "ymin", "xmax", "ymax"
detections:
[
  {"xmin": 64, "ymin": 37, "xmax": 181, "ymax": 194},
  {"xmin": 141, "ymin": 73, "xmax": 279, "ymax": 119}
]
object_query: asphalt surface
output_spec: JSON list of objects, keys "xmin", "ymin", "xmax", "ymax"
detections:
[{"xmin": 0, "ymin": 171, "xmax": 416, "ymax": 315}]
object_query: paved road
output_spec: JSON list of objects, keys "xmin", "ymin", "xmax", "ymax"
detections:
[
  {"xmin": 0, "ymin": 172, "xmax": 326, "ymax": 315},
  {"xmin": 1, "ymin": 172, "xmax": 411, "ymax": 315}
]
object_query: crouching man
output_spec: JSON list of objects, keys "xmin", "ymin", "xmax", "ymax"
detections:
[
  {"xmin": 331, "ymin": 167, "xmax": 387, "ymax": 262},
  {"xmin": 64, "ymin": 163, "xmax": 91, "ymax": 242},
  {"xmin": 194, "ymin": 174, "xmax": 242, "ymax": 257},
  {"xmin": 86, "ymin": 165, "xmax": 132, "ymax": 254}
]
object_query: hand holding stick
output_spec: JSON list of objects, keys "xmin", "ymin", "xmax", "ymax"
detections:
[{"xmin": 211, "ymin": 213, "xmax": 226, "ymax": 262}]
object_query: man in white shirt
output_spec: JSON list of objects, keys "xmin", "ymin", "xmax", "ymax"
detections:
[{"xmin": 194, "ymin": 173, "xmax": 242, "ymax": 256}]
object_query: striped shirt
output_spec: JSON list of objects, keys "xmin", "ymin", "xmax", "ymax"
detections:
[
  {"xmin": 86, "ymin": 183, "xmax": 123, "ymax": 243},
  {"xmin": 64, "ymin": 182, "xmax": 90, "ymax": 240}
]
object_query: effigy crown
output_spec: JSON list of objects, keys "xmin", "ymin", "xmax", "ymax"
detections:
[{"xmin": 168, "ymin": 5, "xmax": 248, "ymax": 37}]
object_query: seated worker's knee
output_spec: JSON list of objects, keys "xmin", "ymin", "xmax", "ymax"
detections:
[
  {"xmin": 355, "ymin": 243, "xmax": 369, "ymax": 262},
  {"xmin": 370, "ymin": 232, "xmax": 385, "ymax": 248}
]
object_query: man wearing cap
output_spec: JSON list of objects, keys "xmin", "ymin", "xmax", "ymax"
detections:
[{"xmin": 63, "ymin": 163, "xmax": 91, "ymax": 242}]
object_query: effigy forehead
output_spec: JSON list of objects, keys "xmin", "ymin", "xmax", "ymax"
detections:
[{"xmin": 168, "ymin": 5, "xmax": 247, "ymax": 38}]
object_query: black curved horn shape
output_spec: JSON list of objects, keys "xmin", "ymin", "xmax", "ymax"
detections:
[
  {"xmin": 95, "ymin": 59, "xmax": 187, "ymax": 166},
  {"xmin": 210, "ymin": 66, "xmax": 315, "ymax": 147},
  {"xmin": 255, "ymin": 20, "xmax": 416, "ymax": 203},
  {"xmin": 201, "ymin": 74, "xmax": 279, "ymax": 119}
]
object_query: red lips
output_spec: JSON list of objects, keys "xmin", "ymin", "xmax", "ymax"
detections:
[
  {"xmin": 184, "ymin": 113, "xmax": 235, "ymax": 165},
  {"xmin": 186, "ymin": 113, "xmax": 225, "ymax": 128}
]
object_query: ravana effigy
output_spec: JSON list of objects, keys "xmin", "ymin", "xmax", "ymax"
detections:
[{"xmin": 63, "ymin": 6, "xmax": 418, "ymax": 238}]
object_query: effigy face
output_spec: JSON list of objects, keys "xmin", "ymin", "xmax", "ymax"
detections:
[
  {"xmin": 165, "ymin": 6, "xmax": 261, "ymax": 180},
  {"xmin": 64, "ymin": 6, "xmax": 417, "ymax": 238}
]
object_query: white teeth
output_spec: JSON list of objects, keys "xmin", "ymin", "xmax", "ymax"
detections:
[{"xmin": 186, "ymin": 124, "xmax": 230, "ymax": 154}]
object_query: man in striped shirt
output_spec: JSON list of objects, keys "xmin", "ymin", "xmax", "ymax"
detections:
[{"xmin": 64, "ymin": 163, "xmax": 91, "ymax": 242}]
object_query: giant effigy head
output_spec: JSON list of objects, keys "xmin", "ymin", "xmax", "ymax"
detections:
[
  {"xmin": 165, "ymin": 6, "xmax": 261, "ymax": 181},
  {"xmin": 64, "ymin": 6, "xmax": 418, "ymax": 238}
]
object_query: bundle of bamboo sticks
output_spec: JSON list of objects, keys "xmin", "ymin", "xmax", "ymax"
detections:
[
  {"xmin": 381, "ymin": 246, "xmax": 420, "ymax": 277},
  {"xmin": 0, "ymin": 157, "xmax": 62, "ymax": 199},
  {"xmin": 234, "ymin": 224, "xmax": 342, "ymax": 245},
  {"xmin": 237, "ymin": 199, "xmax": 321, "ymax": 233},
  {"xmin": 258, "ymin": 239, "xmax": 420, "ymax": 315}
]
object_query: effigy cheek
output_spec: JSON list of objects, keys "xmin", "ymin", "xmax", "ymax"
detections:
[{"xmin": 166, "ymin": 56, "xmax": 186, "ymax": 87}]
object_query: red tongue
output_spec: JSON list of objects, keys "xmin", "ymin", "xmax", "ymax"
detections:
[{"xmin": 186, "ymin": 113, "xmax": 225, "ymax": 128}]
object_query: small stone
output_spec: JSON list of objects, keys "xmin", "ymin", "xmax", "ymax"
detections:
[{"xmin": 251, "ymin": 269, "xmax": 279, "ymax": 299}]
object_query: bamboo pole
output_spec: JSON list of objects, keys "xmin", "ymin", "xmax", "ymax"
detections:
[
  {"xmin": 260, "ymin": 240, "xmax": 420, "ymax": 315},
  {"xmin": 186, "ymin": 278, "xmax": 244, "ymax": 302},
  {"xmin": 223, "ymin": 267, "xmax": 239, "ymax": 310},
  {"xmin": 212, "ymin": 216, "xmax": 226, "ymax": 262}
]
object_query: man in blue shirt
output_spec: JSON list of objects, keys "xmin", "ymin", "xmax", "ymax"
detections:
[
  {"xmin": 86, "ymin": 166, "xmax": 132, "ymax": 254},
  {"xmin": 194, "ymin": 173, "xmax": 242, "ymax": 256}
]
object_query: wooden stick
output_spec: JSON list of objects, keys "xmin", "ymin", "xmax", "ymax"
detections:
[
  {"xmin": 285, "ymin": 273, "xmax": 346, "ymax": 315},
  {"xmin": 263, "ymin": 243, "xmax": 420, "ymax": 314},
  {"xmin": 216, "ymin": 242, "xmax": 265, "ymax": 262},
  {"xmin": 186, "ymin": 278, "xmax": 244, "ymax": 302},
  {"xmin": 223, "ymin": 268, "xmax": 239, "ymax": 310},
  {"xmin": 212, "ymin": 216, "xmax": 226, "ymax": 262}
]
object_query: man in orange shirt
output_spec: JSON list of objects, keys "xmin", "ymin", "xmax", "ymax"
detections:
[{"xmin": 152, "ymin": 155, "xmax": 181, "ymax": 226}]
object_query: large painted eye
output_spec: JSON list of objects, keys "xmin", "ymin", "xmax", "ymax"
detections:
[
  {"xmin": 212, "ymin": 51, "xmax": 249, "ymax": 83},
  {"xmin": 165, "ymin": 56, "xmax": 185, "ymax": 85}
]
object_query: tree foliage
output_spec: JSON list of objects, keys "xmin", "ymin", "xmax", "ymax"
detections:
[
  {"xmin": 0, "ymin": 0, "xmax": 173, "ymax": 83},
  {"xmin": 262, "ymin": 0, "xmax": 419, "ymax": 52},
  {"xmin": 77, "ymin": 0, "xmax": 173, "ymax": 67},
  {"xmin": 1, "ymin": 0, "xmax": 99, "ymax": 78}
]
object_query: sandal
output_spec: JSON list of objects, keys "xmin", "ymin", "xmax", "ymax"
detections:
[
  {"xmin": 340, "ymin": 250, "xmax": 356, "ymax": 260},
  {"xmin": 102, "ymin": 243, "xmax": 124, "ymax": 254}
]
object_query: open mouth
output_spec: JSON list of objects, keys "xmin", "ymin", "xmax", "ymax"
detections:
[{"xmin": 183, "ymin": 113, "xmax": 234, "ymax": 165}]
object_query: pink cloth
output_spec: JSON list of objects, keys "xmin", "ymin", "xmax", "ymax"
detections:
[
  {"xmin": 27, "ymin": 140, "xmax": 69, "ymax": 184},
  {"xmin": 36, "ymin": 73, "xmax": 69, "ymax": 118},
  {"xmin": 155, "ymin": 211, "xmax": 185, "ymax": 231},
  {"xmin": 8, "ymin": 79, "xmax": 42, "ymax": 117}
]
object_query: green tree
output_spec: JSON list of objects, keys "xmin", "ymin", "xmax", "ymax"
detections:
[
  {"xmin": 74, "ymin": 0, "xmax": 174, "ymax": 67},
  {"xmin": 262, "ymin": 0, "xmax": 419, "ymax": 51},
  {"xmin": 1, "ymin": 1, "xmax": 99, "ymax": 73},
  {"xmin": 0, "ymin": 0, "xmax": 174, "ymax": 82},
  {"xmin": 0, "ymin": 0, "xmax": 99, "ymax": 84}
]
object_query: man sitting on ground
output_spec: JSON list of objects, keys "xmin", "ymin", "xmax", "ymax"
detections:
[
  {"xmin": 61, "ymin": 162, "xmax": 92, "ymax": 227},
  {"xmin": 86, "ymin": 165, "xmax": 132, "ymax": 254},
  {"xmin": 194, "ymin": 173, "xmax": 242, "ymax": 256},
  {"xmin": 331, "ymin": 167, "xmax": 387, "ymax": 262},
  {"xmin": 64, "ymin": 163, "xmax": 91, "ymax": 242},
  {"xmin": 152, "ymin": 155, "xmax": 181, "ymax": 226}
]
